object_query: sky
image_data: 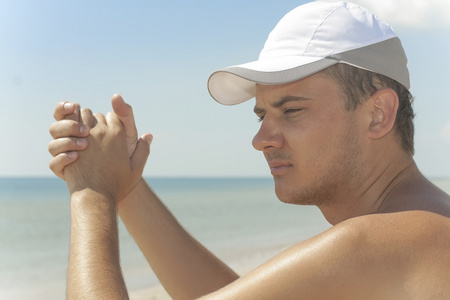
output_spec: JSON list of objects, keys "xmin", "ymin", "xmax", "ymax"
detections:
[{"xmin": 1, "ymin": 0, "xmax": 449, "ymax": 178}]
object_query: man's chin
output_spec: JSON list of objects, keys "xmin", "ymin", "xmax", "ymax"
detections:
[
  {"xmin": 273, "ymin": 179, "xmax": 321, "ymax": 206},
  {"xmin": 273, "ymin": 179, "xmax": 300, "ymax": 205}
]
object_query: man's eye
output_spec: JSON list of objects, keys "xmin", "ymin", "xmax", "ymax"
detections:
[
  {"xmin": 257, "ymin": 115, "xmax": 265, "ymax": 122},
  {"xmin": 285, "ymin": 108, "xmax": 303, "ymax": 114}
]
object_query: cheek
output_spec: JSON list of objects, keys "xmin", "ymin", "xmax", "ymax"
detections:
[
  {"xmin": 286, "ymin": 114, "xmax": 337, "ymax": 151},
  {"xmin": 287, "ymin": 118, "xmax": 350, "ymax": 170},
  {"xmin": 283, "ymin": 125, "xmax": 324, "ymax": 174},
  {"xmin": 311, "ymin": 108, "xmax": 352, "ymax": 148}
]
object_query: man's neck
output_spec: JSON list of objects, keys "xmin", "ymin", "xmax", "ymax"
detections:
[{"xmin": 317, "ymin": 154, "xmax": 418, "ymax": 225}]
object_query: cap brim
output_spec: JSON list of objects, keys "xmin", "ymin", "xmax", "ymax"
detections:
[
  {"xmin": 207, "ymin": 56, "xmax": 338, "ymax": 105},
  {"xmin": 208, "ymin": 38, "xmax": 410, "ymax": 105}
]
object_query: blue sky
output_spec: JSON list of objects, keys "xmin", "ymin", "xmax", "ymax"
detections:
[{"xmin": 1, "ymin": 0, "xmax": 449, "ymax": 178}]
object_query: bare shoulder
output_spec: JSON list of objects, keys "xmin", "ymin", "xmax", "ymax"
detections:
[
  {"xmin": 203, "ymin": 211, "xmax": 449, "ymax": 300},
  {"xmin": 337, "ymin": 211, "xmax": 450, "ymax": 299},
  {"xmin": 341, "ymin": 210, "xmax": 450, "ymax": 244}
]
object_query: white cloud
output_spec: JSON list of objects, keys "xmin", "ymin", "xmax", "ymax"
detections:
[
  {"xmin": 317, "ymin": 0, "xmax": 450, "ymax": 29},
  {"xmin": 441, "ymin": 122, "xmax": 450, "ymax": 143}
]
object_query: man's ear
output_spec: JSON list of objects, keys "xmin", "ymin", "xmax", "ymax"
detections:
[{"xmin": 367, "ymin": 88, "xmax": 399, "ymax": 140}]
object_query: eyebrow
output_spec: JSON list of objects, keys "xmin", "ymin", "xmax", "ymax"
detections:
[{"xmin": 253, "ymin": 95, "xmax": 311, "ymax": 114}]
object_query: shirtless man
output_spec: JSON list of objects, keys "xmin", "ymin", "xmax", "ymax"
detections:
[{"xmin": 48, "ymin": 2, "xmax": 450, "ymax": 299}]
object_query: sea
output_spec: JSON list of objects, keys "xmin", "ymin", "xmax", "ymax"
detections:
[{"xmin": 1, "ymin": 177, "xmax": 449, "ymax": 300}]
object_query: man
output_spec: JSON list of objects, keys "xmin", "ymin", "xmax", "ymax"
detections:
[{"xmin": 49, "ymin": 2, "xmax": 450, "ymax": 299}]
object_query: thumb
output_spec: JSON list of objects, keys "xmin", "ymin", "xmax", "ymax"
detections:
[
  {"xmin": 130, "ymin": 133, "xmax": 153, "ymax": 175},
  {"xmin": 111, "ymin": 94, "xmax": 139, "ymax": 157},
  {"xmin": 111, "ymin": 94, "xmax": 138, "ymax": 139}
]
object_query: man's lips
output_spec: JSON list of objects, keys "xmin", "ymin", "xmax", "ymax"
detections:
[{"xmin": 268, "ymin": 161, "xmax": 292, "ymax": 175}]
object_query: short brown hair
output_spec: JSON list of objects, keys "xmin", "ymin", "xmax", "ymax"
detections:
[{"xmin": 322, "ymin": 63, "xmax": 415, "ymax": 155}]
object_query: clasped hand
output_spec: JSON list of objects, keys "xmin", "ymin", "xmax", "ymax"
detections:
[{"xmin": 48, "ymin": 94, "xmax": 152, "ymax": 201}]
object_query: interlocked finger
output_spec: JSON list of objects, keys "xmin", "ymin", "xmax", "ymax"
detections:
[
  {"xmin": 81, "ymin": 108, "xmax": 95, "ymax": 128},
  {"xmin": 49, "ymin": 152, "xmax": 78, "ymax": 180},
  {"xmin": 53, "ymin": 101, "xmax": 77, "ymax": 121},
  {"xmin": 65, "ymin": 103, "xmax": 81, "ymax": 122},
  {"xmin": 49, "ymin": 119, "xmax": 90, "ymax": 139},
  {"xmin": 48, "ymin": 137, "xmax": 88, "ymax": 157},
  {"xmin": 93, "ymin": 112, "xmax": 107, "ymax": 127}
]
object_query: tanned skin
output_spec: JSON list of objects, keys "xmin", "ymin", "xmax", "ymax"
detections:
[{"xmin": 49, "ymin": 74, "xmax": 450, "ymax": 299}]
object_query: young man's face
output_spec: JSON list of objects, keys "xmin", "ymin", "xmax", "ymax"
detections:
[{"xmin": 253, "ymin": 72, "xmax": 366, "ymax": 207}]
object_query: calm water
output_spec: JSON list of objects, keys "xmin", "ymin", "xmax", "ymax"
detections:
[{"xmin": 0, "ymin": 177, "xmax": 449, "ymax": 299}]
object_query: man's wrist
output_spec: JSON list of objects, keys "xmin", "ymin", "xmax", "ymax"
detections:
[{"xmin": 71, "ymin": 188, "xmax": 118, "ymax": 212}]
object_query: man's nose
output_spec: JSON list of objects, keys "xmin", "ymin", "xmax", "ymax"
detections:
[{"xmin": 252, "ymin": 119, "xmax": 283, "ymax": 151}]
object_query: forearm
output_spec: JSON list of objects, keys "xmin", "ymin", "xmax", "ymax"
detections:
[
  {"xmin": 68, "ymin": 190, "xmax": 128, "ymax": 300},
  {"xmin": 118, "ymin": 178, "xmax": 239, "ymax": 300}
]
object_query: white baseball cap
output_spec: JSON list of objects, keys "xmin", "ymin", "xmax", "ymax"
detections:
[{"xmin": 208, "ymin": 1, "xmax": 410, "ymax": 105}]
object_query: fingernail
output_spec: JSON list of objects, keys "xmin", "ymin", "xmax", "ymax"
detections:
[
  {"xmin": 144, "ymin": 135, "xmax": 153, "ymax": 145},
  {"xmin": 67, "ymin": 152, "xmax": 77, "ymax": 159},
  {"xmin": 64, "ymin": 102, "xmax": 73, "ymax": 110},
  {"xmin": 80, "ymin": 125, "xmax": 89, "ymax": 135},
  {"xmin": 76, "ymin": 139, "xmax": 87, "ymax": 147}
]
